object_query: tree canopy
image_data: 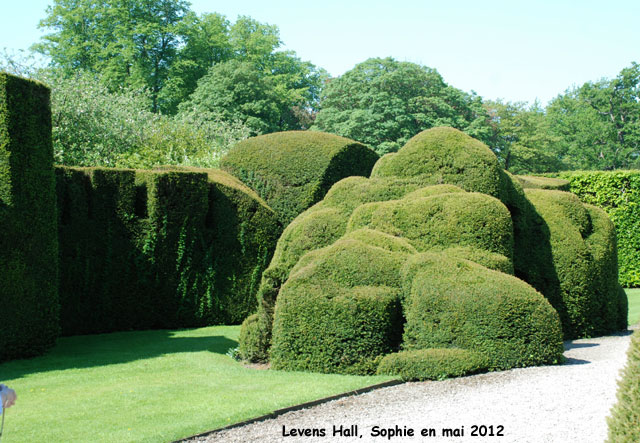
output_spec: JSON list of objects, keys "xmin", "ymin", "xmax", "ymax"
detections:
[{"xmin": 312, "ymin": 57, "xmax": 491, "ymax": 155}]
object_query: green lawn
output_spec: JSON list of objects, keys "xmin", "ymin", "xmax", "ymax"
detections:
[
  {"xmin": 0, "ymin": 326, "xmax": 392, "ymax": 442},
  {"xmin": 627, "ymin": 288, "xmax": 640, "ymax": 326}
]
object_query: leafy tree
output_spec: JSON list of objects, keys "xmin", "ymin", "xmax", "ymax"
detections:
[
  {"xmin": 312, "ymin": 57, "xmax": 491, "ymax": 155},
  {"xmin": 484, "ymin": 100, "xmax": 562, "ymax": 174},
  {"xmin": 35, "ymin": 0, "xmax": 190, "ymax": 112},
  {"xmin": 178, "ymin": 53, "xmax": 326, "ymax": 134},
  {"xmin": 547, "ymin": 62, "xmax": 640, "ymax": 170}
]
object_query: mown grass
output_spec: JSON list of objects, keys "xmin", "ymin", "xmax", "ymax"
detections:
[
  {"xmin": 0, "ymin": 326, "xmax": 392, "ymax": 442},
  {"xmin": 627, "ymin": 288, "xmax": 640, "ymax": 326}
]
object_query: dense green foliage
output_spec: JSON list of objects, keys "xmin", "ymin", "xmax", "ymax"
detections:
[
  {"xmin": 220, "ymin": 131, "xmax": 379, "ymax": 225},
  {"xmin": 0, "ymin": 73, "xmax": 59, "ymax": 361},
  {"xmin": 607, "ymin": 329, "xmax": 640, "ymax": 442},
  {"xmin": 313, "ymin": 57, "xmax": 491, "ymax": 155},
  {"xmin": 401, "ymin": 252, "xmax": 564, "ymax": 369},
  {"xmin": 377, "ymin": 348, "xmax": 489, "ymax": 381},
  {"xmin": 515, "ymin": 175, "xmax": 570, "ymax": 191},
  {"xmin": 241, "ymin": 126, "xmax": 627, "ymax": 376},
  {"xmin": 554, "ymin": 170, "xmax": 640, "ymax": 287},
  {"xmin": 56, "ymin": 165, "xmax": 280, "ymax": 335},
  {"xmin": 34, "ymin": 2, "xmax": 325, "ymax": 127}
]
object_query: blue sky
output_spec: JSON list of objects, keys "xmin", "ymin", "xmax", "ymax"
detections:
[{"xmin": 2, "ymin": 0, "xmax": 639, "ymax": 105}]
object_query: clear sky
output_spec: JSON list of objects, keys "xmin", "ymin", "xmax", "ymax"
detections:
[{"xmin": 2, "ymin": 0, "xmax": 639, "ymax": 105}]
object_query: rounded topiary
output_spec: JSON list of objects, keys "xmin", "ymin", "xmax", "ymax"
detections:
[
  {"xmin": 401, "ymin": 252, "xmax": 565, "ymax": 370},
  {"xmin": 377, "ymin": 348, "xmax": 489, "ymax": 381},
  {"xmin": 371, "ymin": 127, "xmax": 506, "ymax": 199},
  {"xmin": 237, "ymin": 313, "xmax": 269, "ymax": 362},
  {"xmin": 220, "ymin": 131, "xmax": 379, "ymax": 225},
  {"xmin": 525, "ymin": 189, "xmax": 626, "ymax": 337},
  {"xmin": 515, "ymin": 175, "xmax": 570, "ymax": 191},
  {"xmin": 270, "ymin": 238, "xmax": 409, "ymax": 374}
]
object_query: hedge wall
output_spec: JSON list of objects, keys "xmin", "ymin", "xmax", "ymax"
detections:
[
  {"xmin": 220, "ymin": 131, "xmax": 379, "ymax": 226},
  {"xmin": 607, "ymin": 328, "xmax": 640, "ymax": 442},
  {"xmin": 554, "ymin": 171, "xmax": 640, "ymax": 287},
  {"xmin": 56, "ymin": 165, "xmax": 280, "ymax": 335},
  {"xmin": 0, "ymin": 73, "xmax": 59, "ymax": 361}
]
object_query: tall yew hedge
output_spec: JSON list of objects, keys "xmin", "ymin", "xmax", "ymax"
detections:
[
  {"xmin": 0, "ymin": 73, "xmax": 59, "ymax": 361},
  {"xmin": 556, "ymin": 171, "xmax": 640, "ymax": 287}
]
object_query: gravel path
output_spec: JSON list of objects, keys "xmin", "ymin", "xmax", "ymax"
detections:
[{"xmin": 188, "ymin": 330, "xmax": 633, "ymax": 443}]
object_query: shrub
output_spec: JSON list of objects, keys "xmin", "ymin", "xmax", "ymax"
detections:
[
  {"xmin": 56, "ymin": 165, "xmax": 280, "ymax": 335},
  {"xmin": 515, "ymin": 175, "xmax": 569, "ymax": 191},
  {"xmin": 607, "ymin": 329, "xmax": 640, "ymax": 442},
  {"xmin": 554, "ymin": 170, "xmax": 640, "ymax": 287},
  {"xmin": 376, "ymin": 348, "xmax": 489, "ymax": 381},
  {"xmin": 525, "ymin": 189, "xmax": 627, "ymax": 337},
  {"xmin": 220, "ymin": 131, "xmax": 379, "ymax": 225},
  {"xmin": 401, "ymin": 252, "xmax": 565, "ymax": 369},
  {"xmin": 0, "ymin": 73, "xmax": 59, "ymax": 361},
  {"xmin": 270, "ymin": 237, "xmax": 408, "ymax": 374}
]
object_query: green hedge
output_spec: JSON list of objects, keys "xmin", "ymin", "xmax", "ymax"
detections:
[
  {"xmin": 56, "ymin": 166, "xmax": 280, "ymax": 335},
  {"xmin": 376, "ymin": 348, "xmax": 489, "ymax": 381},
  {"xmin": 241, "ymin": 127, "xmax": 623, "ymax": 376},
  {"xmin": 220, "ymin": 131, "xmax": 379, "ymax": 226},
  {"xmin": 0, "ymin": 73, "xmax": 59, "ymax": 361},
  {"xmin": 401, "ymin": 252, "xmax": 564, "ymax": 370},
  {"xmin": 607, "ymin": 329, "xmax": 640, "ymax": 442},
  {"xmin": 554, "ymin": 171, "xmax": 640, "ymax": 287}
]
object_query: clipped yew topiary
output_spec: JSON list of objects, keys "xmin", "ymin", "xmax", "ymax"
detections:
[
  {"xmin": 401, "ymin": 252, "xmax": 565, "ymax": 369},
  {"xmin": 607, "ymin": 329, "xmax": 640, "ymax": 442},
  {"xmin": 220, "ymin": 131, "xmax": 379, "ymax": 226},
  {"xmin": 0, "ymin": 73, "xmax": 59, "ymax": 361},
  {"xmin": 240, "ymin": 126, "xmax": 621, "ymax": 376},
  {"xmin": 56, "ymin": 165, "xmax": 280, "ymax": 335},
  {"xmin": 377, "ymin": 348, "xmax": 489, "ymax": 381}
]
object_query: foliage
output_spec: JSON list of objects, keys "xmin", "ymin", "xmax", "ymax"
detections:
[
  {"xmin": 483, "ymin": 100, "xmax": 563, "ymax": 173},
  {"xmin": 241, "ymin": 127, "xmax": 626, "ymax": 376},
  {"xmin": 56, "ymin": 165, "xmax": 280, "ymax": 335},
  {"xmin": 220, "ymin": 130, "xmax": 379, "ymax": 225},
  {"xmin": 34, "ymin": 0, "xmax": 190, "ymax": 112},
  {"xmin": 35, "ymin": 69, "xmax": 250, "ymax": 168},
  {"xmin": 377, "ymin": 348, "xmax": 488, "ymax": 381},
  {"xmin": 0, "ymin": 73, "xmax": 59, "ymax": 361},
  {"xmin": 546, "ymin": 62, "xmax": 640, "ymax": 170},
  {"xmin": 525, "ymin": 189, "xmax": 627, "ymax": 336},
  {"xmin": 0, "ymin": 325, "xmax": 392, "ymax": 442},
  {"xmin": 515, "ymin": 175, "xmax": 569, "ymax": 191},
  {"xmin": 607, "ymin": 329, "xmax": 640, "ymax": 443},
  {"xmin": 555, "ymin": 170, "xmax": 640, "ymax": 287},
  {"xmin": 313, "ymin": 57, "xmax": 492, "ymax": 155}
]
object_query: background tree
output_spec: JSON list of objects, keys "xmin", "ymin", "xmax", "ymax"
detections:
[
  {"xmin": 312, "ymin": 57, "xmax": 491, "ymax": 155},
  {"xmin": 546, "ymin": 62, "xmax": 640, "ymax": 170},
  {"xmin": 484, "ymin": 100, "xmax": 562, "ymax": 174}
]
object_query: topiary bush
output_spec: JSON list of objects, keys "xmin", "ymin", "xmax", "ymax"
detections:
[
  {"xmin": 376, "ymin": 348, "xmax": 489, "ymax": 381},
  {"xmin": 401, "ymin": 252, "xmax": 565, "ymax": 369},
  {"xmin": 0, "ymin": 73, "xmax": 59, "ymax": 361},
  {"xmin": 607, "ymin": 329, "xmax": 640, "ymax": 442},
  {"xmin": 56, "ymin": 165, "xmax": 281, "ymax": 335},
  {"xmin": 240, "ymin": 126, "xmax": 621, "ymax": 376},
  {"xmin": 525, "ymin": 189, "xmax": 627, "ymax": 337},
  {"xmin": 220, "ymin": 131, "xmax": 379, "ymax": 226},
  {"xmin": 515, "ymin": 175, "xmax": 570, "ymax": 191}
]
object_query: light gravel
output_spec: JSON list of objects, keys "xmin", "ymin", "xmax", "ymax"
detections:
[{"xmin": 187, "ymin": 330, "xmax": 633, "ymax": 443}]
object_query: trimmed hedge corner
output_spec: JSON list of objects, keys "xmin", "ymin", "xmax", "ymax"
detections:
[
  {"xmin": 220, "ymin": 131, "xmax": 379, "ymax": 226},
  {"xmin": 0, "ymin": 73, "xmax": 59, "ymax": 361},
  {"xmin": 376, "ymin": 348, "xmax": 489, "ymax": 381},
  {"xmin": 607, "ymin": 329, "xmax": 640, "ymax": 442},
  {"xmin": 56, "ymin": 166, "xmax": 281, "ymax": 335}
]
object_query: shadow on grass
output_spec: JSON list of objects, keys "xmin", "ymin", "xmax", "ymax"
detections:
[{"xmin": 0, "ymin": 329, "xmax": 238, "ymax": 380}]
